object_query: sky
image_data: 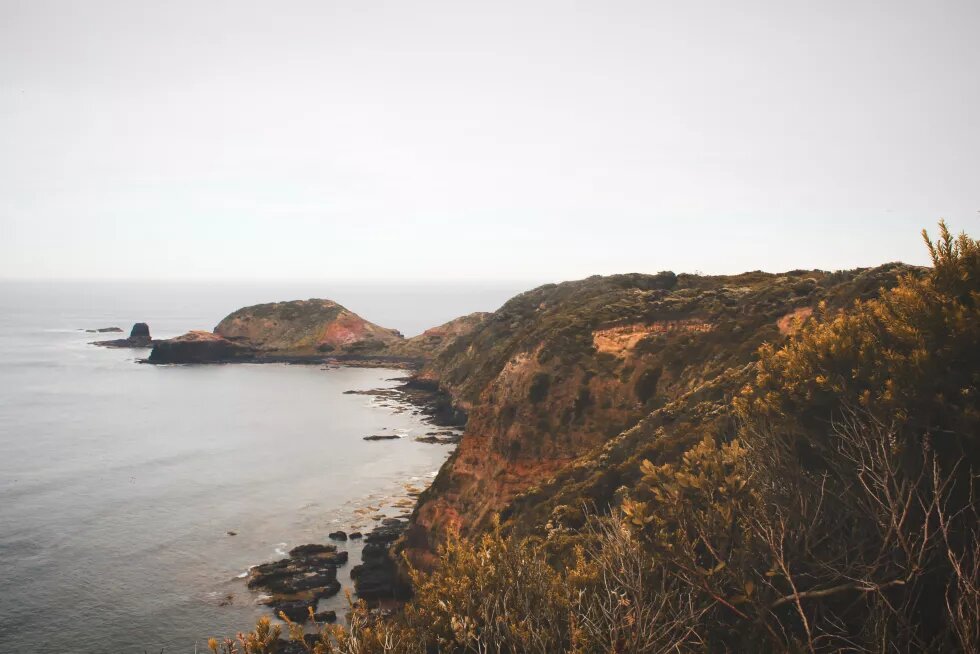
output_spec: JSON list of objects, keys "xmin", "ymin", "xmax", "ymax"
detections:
[{"xmin": 1, "ymin": 0, "xmax": 978, "ymax": 283}]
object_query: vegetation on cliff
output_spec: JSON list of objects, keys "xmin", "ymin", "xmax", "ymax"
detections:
[
  {"xmin": 215, "ymin": 223, "xmax": 979, "ymax": 652},
  {"xmin": 386, "ymin": 313, "xmax": 492, "ymax": 361},
  {"xmin": 409, "ymin": 255, "xmax": 915, "ymax": 547},
  {"xmin": 215, "ymin": 299, "xmax": 403, "ymax": 356}
]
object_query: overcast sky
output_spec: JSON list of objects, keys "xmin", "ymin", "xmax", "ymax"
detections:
[{"xmin": 1, "ymin": 1, "xmax": 977, "ymax": 282}]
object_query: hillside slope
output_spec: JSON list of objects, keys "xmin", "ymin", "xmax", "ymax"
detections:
[
  {"xmin": 406, "ymin": 264, "xmax": 917, "ymax": 554},
  {"xmin": 214, "ymin": 299, "xmax": 403, "ymax": 356},
  {"xmin": 386, "ymin": 312, "xmax": 491, "ymax": 360},
  {"xmin": 150, "ymin": 299, "xmax": 412, "ymax": 363}
]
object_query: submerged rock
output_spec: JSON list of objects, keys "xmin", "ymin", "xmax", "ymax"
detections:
[
  {"xmin": 328, "ymin": 530, "xmax": 348, "ymax": 541},
  {"xmin": 363, "ymin": 434, "xmax": 401, "ymax": 441}
]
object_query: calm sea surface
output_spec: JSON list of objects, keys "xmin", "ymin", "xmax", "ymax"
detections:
[{"xmin": 0, "ymin": 280, "xmax": 524, "ymax": 653}]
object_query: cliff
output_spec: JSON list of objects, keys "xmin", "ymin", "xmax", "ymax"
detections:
[{"xmin": 404, "ymin": 264, "xmax": 919, "ymax": 558}]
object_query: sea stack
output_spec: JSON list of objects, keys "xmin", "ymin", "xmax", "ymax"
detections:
[{"xmin": 92, "ymin": 322, "xmax": 154, "ymax": 348}]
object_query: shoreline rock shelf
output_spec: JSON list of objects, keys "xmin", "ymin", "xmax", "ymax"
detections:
[
  {"xmin": 350, "ymin": 519, "xmax": 412, "ymax": 602},
  {"xmin": 246, "ymin": 544, "xmax": 348, "ymax": 623}
]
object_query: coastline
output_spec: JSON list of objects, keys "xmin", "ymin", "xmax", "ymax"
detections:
[{"xmin": 232, "ymin": 371, "xmax": 465, "ymax": 627}]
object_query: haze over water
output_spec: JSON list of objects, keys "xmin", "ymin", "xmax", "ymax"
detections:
[{"xmin": 0, "ymin": 281, "xmax": 522, "ymax": 653}]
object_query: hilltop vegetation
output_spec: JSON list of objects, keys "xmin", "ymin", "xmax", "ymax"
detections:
[
  {"xmin": 215, "ymin": 299, "xmax": 404, "ymax": 356},
  {"xmin": 408, "ymin": 259, "xmax": 915, "ymax": 551},
  {"xmin": 215, "ymin": 223, "xmax": 979, "ymax": 653}
]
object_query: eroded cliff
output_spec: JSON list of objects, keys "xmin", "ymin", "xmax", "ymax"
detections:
[{"xmin": 405, "ymin": 264, "xmax": 918, "ymax": 559}]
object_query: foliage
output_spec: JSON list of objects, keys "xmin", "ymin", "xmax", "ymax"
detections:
[{"xmin": 623, "ymin": 221, "xmax": 980, "ymax": 651}]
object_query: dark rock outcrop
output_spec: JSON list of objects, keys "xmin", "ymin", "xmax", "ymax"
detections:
[
  {"xmin": 350, "ymin": 519, "xmax": 412, "ymax": 602},
  {"xmin": 247, "ymin": 543, "xmax": 348, "ymax": 622},
  {"xmin": 312, "ymin": 610, "xmax": 337, "ymax": 623},
  {"xmin": 328, "ymin": 530, "xmax": 348, "ymax": 541},
  {"xmin": 147, "ymin": 331, "xmax": 255, "ymax": 363},
  {"xmin": 92, "ymin": 322, "xmax": 154, "ymax": 348},
  {"xmin": 271, "ymin": 599, "xmax": 316, "ymax": 622}
]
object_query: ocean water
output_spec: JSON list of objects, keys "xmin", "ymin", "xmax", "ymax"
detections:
[{"xmin": 0, "ymin": 280, "xmax": 524, "ymax": 653}]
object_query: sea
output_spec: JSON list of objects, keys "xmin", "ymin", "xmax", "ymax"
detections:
[{"xmin": 0, "ymin": 280, "xmax": 526, "ymax": 653}]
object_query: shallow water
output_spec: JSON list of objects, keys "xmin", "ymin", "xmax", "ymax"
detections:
[{"xmin": 0, "ymin": 281, "xmax": 520, "ymax": 653}]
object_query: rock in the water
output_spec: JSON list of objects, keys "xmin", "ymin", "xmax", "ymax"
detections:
[
  {"xmin": 363, "ymin": 434, "xmax": 400, "ymax": 441},
  {"xmin": 129, "ymin": 322, "xmax": 151, "ymax": 341},
  {"xmin": 349, "ymin": 532, "xmax": 363, "ymax": 539},
  {"xmin": 289, "ymin": 543, "xmax": 336, "ymax": 557},
  {"xmin": 351, "ymin": 520, "xmax": 411, "ymax": 602},
  {"xmin": 312, "ymin": 610, "xmax": 337, "ymax": 623},
  {"xmin": 247, "ymin": 543, "xmax": 347, "ymax": 620},
  {"xmin": 271, "ymin": 600, "xmax": 315, "ymax": 622},
  {"xmin": 148, "ymin": 331, "xmax": 255, "ymax": 363},
  {"xmin": 86, "ymin": 326, "xmax": 123, "ymax": 333},
  {"xmin": 92, "ymin": 322, "xmax": 154, "ymax": 348},
  {"xmin": 328, "ymin": 531, "xmax": 348, "ymax": 541}
]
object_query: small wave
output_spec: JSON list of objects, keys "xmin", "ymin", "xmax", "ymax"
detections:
[
  {"xmin": 236, "ymin": 571, "xmax": 249, "ymax": 579},
  {"xmin": 274, "ymin": 542, "xmax": 287, "ymax": 556}
]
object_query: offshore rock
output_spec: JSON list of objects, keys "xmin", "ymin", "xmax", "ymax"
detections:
[{"xmin": 92, "ymin": 322, "xmax": 154, "ymax": 348}]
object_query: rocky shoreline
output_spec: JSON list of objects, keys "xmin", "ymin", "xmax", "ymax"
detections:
[
  {"xmin": 239, "ymin": 376, "xmax": 464, "ymax": 625},
  {"xmin": 87, "ymin": 310, "xmax": 472, "ymax": 628}
]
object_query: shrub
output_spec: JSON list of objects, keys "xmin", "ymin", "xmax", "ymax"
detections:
[{"xmin": 528, "ymin": 372, "xmax": 551, "ymax": 404}]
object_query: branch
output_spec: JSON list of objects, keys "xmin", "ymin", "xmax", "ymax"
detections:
[{"xmin": 769, "ymin": 579, "xmax": 906, "ymax": 609}]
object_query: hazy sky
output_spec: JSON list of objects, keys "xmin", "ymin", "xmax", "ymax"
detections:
[{"xmin": 1, "ymin": 1, "xmax": 977, "ymax": 282}]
